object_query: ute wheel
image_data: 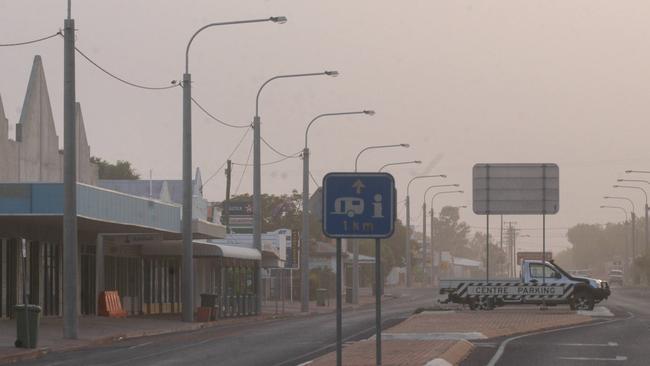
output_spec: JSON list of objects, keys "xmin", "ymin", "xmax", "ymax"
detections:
[
  {"xmin": 467, "ymin": 298, "xmax": 479, "ymax": 311},
  {"xmin": 571, "ymin": 291, "xmax": 595, "ymax": 311}
]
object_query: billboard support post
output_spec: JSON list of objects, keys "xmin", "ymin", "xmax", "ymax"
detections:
[{"xmin": 473, "ymin": 163, "xmax": 559, "ymax": 281}]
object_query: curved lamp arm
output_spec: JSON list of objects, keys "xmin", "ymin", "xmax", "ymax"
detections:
[
  {"xmin": 355, "ymin": 144, "xmax": 409, "ymax": 172},
  {"xmin": 256, "ymin": 71, "xmax": 338, "ymax": 117},
  {"xmin": 186, "ymin": 17, "xmax": 286, "ymax": 74},
  {"xmin": 305, "ymin": 110, "xmax": 373, "ymax": 148}
]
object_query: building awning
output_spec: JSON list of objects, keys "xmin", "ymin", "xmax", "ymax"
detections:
[{"xmin": 194, "ymin": 241, "xmax": 261, "ymax": 261}]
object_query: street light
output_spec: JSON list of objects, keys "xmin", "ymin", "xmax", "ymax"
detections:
[
  {"xmin": 604, "ymin": 196, "xmax": 637, "ymax": 258},
  {"xmin": 421, "ymin": 184, "xmax": 460, "ymax": 284},
  {"xmin": 350, "ymin": 143, "xmax": 409, "ymax": 304},
  {"xmin": 619, "ymin": 177, "xmax": 650, "ymax": 257},
  {"xmin": 405, "ymin": 174, "xmax": 447, "ymax": 287},
  {"xmin": 253, "ymin": 70, "xmax": 337, "ymax": 314},
  {"xmin": 181, "ymin": 16, "xmax": 286, "ymax": 323},
  {"xmin": 300, "ymin": 110, "xmax": 374, "ymax": 313},
  {"xmin": 600, "ymin": 205, "xmax": 630, "ymax": 276},
  {"xmin": 354, "ymin": 143, "xmax": 410, "ymax": 172},
  {"xmin": 378, "ymin": 160, "xmax": 422, "ymax": 172},
  {"xmin": 429, "ymin": 190, "xmax": 463, "ymax": 284}
]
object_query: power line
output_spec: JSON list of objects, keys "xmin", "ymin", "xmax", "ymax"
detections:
[
  {"xmin": 309, "ymin": 171, "xmax": 321, "ymax": 188},
  {"xmin": 260, "ymin": 135, "xmax": 299, "ymax": 158},
  {"xmin": 234, "ymin": 141, "xmax": 254, "ymax": 195},
  {"xmin": 232, "ymin": 153, "xmax": 299, "ymax": 167},
  {"xmin": 74, "ymin": 46, "xmax": 179, "ymax": 90},
  {"xmin": 0, "ymin": 31, "xmax": 61, "ymax": 47},
  {"xmin": 192, "ymin": 97, "xmax": 250, "ymax": 129},
  {"xmin": 201, "ymin": 128, "xmax": 251, "ymax": 189}
]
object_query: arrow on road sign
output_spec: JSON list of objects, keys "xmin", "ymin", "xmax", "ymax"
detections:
[{"xmin": 352, "ymin": 179, "xmax": 366, "ymax": 194}]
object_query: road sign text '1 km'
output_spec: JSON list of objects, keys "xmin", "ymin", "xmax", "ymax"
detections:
[{"xmin": 322, "ymin": 173, "xmax": 396, "ymax": 239}]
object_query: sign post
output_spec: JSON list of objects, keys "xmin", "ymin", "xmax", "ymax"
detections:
[{"xmin": 323, "ymin": 172, "xmax": 396, "ymax": 366}]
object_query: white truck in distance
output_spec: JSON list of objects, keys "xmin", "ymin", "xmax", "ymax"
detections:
[{"xmin": 439, "ymin": 260, "xmax": 610, "ymax": 310}]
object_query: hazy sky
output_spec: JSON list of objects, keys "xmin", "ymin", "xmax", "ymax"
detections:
[{"xmin": 3, "ymin": 0, "xmax": 650, "ymax": 253}]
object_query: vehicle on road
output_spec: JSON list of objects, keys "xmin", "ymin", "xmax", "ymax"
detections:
[
  {"xmin": 608, "ymin": 269, "xmax": 624, "ymax": 286},
  {"xmin": 439, "ymin": 260, "xmax": 610, "ymax": 311}
]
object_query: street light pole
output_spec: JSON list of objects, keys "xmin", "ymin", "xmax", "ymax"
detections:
[
  {"xmin": 429, "ymin": 190, "xmax": 463, "ymax": 284},
  {"xmin": 182, "ymin": 16, "xmax": 286, "ymax": 322},
  {"xmin": 601, "ymin": 205, "xmax": 630, "ymax": 279},
  {"xmin": 352, "ymin": 144, "xmax": 409, "ymax": 303},
  {"xmin": 619, "ymin": 176, "xmax": 650, "ymax": 257},
  {"xmin": 613, "ymin": 184, "xmax": 647, "ymax": 257},
  {"xmin": 300, "ymin": 110, "xmax": 374, "ymax": 313},
  {"xmin": 254, "ymin": 70, "xmax": 337, "ymax": 314},
  {"xmin": 63, "ymin": 0, "xmax": 78, "ymax": 339},
  {"xmin": 421, "ymin": 184, "xmax": 459, "ymax": 284},
  {"xmin": 604, "ymin": 196, "xmax": 636, "ymax": 258},
  {"xmin": 405, "ymin": 175, "xmax": 446, "ymax": 287}
]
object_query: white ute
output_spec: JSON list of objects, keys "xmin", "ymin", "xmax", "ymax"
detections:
[{"xmin": 439, "ymin": 260, "xmax": 610, "ymax": 310}]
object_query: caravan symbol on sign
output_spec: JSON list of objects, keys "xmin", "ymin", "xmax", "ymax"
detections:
[{"xmin": 322, "ymin": 173, "xmax": 395, "ymax": 239}]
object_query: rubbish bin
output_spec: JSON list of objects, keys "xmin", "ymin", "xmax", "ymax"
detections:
[
  {"xmin": 345, "ymin": 287, "xmax": 353, "ymax": 304},
  {"xmin": 200, "ymin": 294, "xmax": 220, "ymax": 320},
  {"xmin": 14, "ymin": 304, "xmax": 41, "ymax": 348},
  {"xmin": 316, "ymin": 288, "xmax": 328, "ymax": 306}
]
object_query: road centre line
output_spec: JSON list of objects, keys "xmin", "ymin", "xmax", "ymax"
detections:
[
  {"xmin": 486, "ymin": 312, "xmax": 634, "ymax": 366},
  {"xmin": 556, "ymin": 341, "xmax": 618, "ymax": 347},
  {"xmin": 128, "ymin": 341, "xmax": 153, "ymax": 350},
  {"xmin": 558, "ymin": 355, "xmax": 627, "ymax": 361}
]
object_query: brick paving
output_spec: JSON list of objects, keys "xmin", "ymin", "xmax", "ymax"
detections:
[
  {"xmin": 309, "ymin": 339, "xmax": 473, "ymax": 366},
  {"xmin": 309, "ymin": 306, "xmax": 592, "ymax": 365},
  {"xmin": 388, "ymin": 307, "xmax": 591, "ymax": 338}
]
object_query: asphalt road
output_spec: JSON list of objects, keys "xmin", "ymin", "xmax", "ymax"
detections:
[
  {"xmin": 462, "ymin": 287, "xmax": 650, "ymax": 366},
  {"xmin": 18, "ymin": 288, "xmax": 435, "ymax": 366}
]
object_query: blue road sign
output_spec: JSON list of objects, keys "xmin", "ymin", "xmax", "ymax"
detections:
[{"xmin": 322, "ymin": 172, "xmax": 396, "ymax": 239}]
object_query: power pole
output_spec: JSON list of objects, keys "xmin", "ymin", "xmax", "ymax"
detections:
[
  {"xmin": 63, "ymin": 0, "xmax": 78, "ymax": 339},
  {"xmin": 224, "ymin": 160, "xmax": 232, "ymax": 233}
]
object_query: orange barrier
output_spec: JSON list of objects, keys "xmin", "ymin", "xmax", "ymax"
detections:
[
  {"xmin": 196, "ymin": 307, "xmax": 212, "ymax": 322},
  {"xmin": 98, "ymin": 291, "xmax": 127, "ymax": 318}
]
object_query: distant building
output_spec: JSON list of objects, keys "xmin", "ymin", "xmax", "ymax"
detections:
[{"xmin": 0, "ymin": 56, "xmax": 97, "ymax": 184}]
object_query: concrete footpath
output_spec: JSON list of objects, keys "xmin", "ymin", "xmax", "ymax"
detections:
[
  {"xmin": 0, "ymin": 296, "xmax": 382, "ymax": 364},
  {"xmin": 308, "ymin": 306, "xmax": 593, "ymax": 366}
]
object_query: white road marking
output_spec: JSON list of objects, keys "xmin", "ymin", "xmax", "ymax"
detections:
[
  {"xmin": 382, "ymin": 332, "xmax": 487, "ymax": 340},
  {"xmin": 558, "ymin": 355, "xmax": 627, "ymax": 361},
  {"xmin": 577, "ymin": 306, "xmax": 615, "ymax": 317},
  {"xmin": 128, "ymin": 341, "xmax": 153, "ymax": 350},
  {"xmin": 556, "ymin": 341, "xmax": 618, "ymax": 347},
  {"xmin": 424, "ymin": 358, "xmax": 453, "ymax": 366},
  {"xmin": 474, "ymin": 343, "xmax": 499, "ymax": 348},
  {"xmin": 486, "ymin": 312, "xmax": 635, "ymax": 366}
]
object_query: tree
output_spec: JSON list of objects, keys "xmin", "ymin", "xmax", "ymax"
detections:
[
  {"xmin": 91, "ymin": 156, "xmax": 140, "ymax": 179},
  {"xmin": 431, "ymin": 206, "xmax": 472, "ymax": 258}
]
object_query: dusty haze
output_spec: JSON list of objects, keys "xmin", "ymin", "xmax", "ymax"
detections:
[{"xmin": 3, "ymin": 0, "xmax": 650, "ymax": 253}]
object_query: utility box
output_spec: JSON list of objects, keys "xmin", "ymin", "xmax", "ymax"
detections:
[{"xmin": 14, "ymin": 304, "xmax": 41, "ymax": 348}]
